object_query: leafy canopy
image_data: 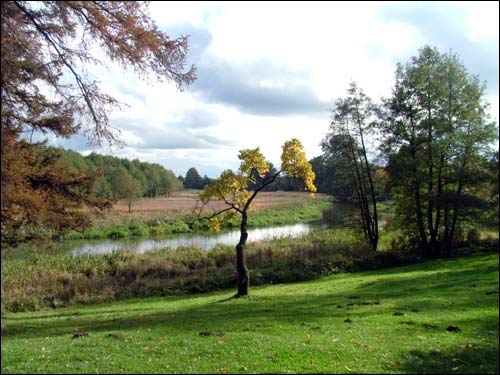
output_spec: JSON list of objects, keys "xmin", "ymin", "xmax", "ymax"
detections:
[
  {"xmin": 199, "ymin": 139, "xmax": 316, "ymax": 232},
  {"xmin": 1, "ymin": 1, "xmax": 195, "ymax": 244},
  {"xmin": 281, "ymin": 138, "xmax": 317, "ymax": 195}
]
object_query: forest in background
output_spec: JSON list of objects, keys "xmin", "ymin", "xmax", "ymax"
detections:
[{"xmin": 53, "ymin": 147, "xmax": 183, "ymax": 200}]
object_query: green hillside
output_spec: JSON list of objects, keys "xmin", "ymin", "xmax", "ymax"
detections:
[{"xmin": 1, "ymin": 252, "xmax": 498, "ymax": 374}]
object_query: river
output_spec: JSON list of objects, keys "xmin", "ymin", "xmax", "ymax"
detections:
[{"xmin": 68, "ymin": 223, "xmax": 314, "ymax": 256}]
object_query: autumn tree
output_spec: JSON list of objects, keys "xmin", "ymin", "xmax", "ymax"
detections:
[
  {"xmin": 198, "ymin": 139, "xmax": 316, "ymax": 297},
  {"xmin": 1, "ymin": 1, "xmax": 196, "ymax": 244}
]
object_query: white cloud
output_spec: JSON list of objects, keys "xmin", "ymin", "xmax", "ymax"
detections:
[
  {"xmin": 49, "ymin": 1, "xmax": 498, "ymax": 177},
  {"xmin": 451, "ymin": 1, "xmax": 499, "ymax": 41}
]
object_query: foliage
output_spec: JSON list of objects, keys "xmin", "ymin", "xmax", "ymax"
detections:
[
  {"xmin": 84, "ymin": 150, "xmax": 182, "ymax": 198},
  {"xmin": 378, "ymin": 45, "xmax": 498, "ymax": 256},
  {"xmin": 280, "ymin": 139, "xmax": 317, "ymax": 196},
  {"xmin": 0, "ymin": 143, "xmax": 111, "ymax": 244},
  {"xmin": 110, "ymin": 167, "xmax": 142, "ymax": 213},
  {"xmin": 200, "ymin": 140, "xmax": 317, "ymax": 232},
  {"xmin": 183, "ymin": 167, "xmax": 204, "ymax": 189},
  {"xmin": 324, "ymin": 82, "xmax": 380, "ymax": 251},
  {"xmin": 198, "ymin": 139, "xmax": 316, "ymax": 296},
  {"xmin": 1, "ymin": 1, "xmax": 195, "ymax": 245}
]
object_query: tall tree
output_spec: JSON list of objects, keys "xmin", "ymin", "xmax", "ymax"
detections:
[
  {"xmin": 378, "ymin": 46, "xmax": 497, "ymax": 256},
  {"xmin": 1, "ymin": 1, "xmax": 195, "ymax": 243},
  {"xmin": 326, "ymin": 82, "xmax": 379, "ymax": 251},
  {"xmin": 110, "ymin": 167, "xmax": 142, "ymax": 213},
  {"xmin": 198, "ymin": 139, "xmax": 316, "ymax": 297},
  {"xmin": 184, "ymin": 167, "xmax": 203, "ymax": 189}
]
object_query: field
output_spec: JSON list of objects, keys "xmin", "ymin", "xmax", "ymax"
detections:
[
  {"xmin": 66, "ymin": 191, "xmax": 332, "ymax": 240},
  {"xmin": 1, "ymin": 252, "xmax": 498, "ymax": 374},
  {"xmin": 112, "ymin": 191, "xmax": 329, "ymax": 214}
]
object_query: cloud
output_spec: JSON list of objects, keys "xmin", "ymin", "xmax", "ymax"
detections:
[
  {"xmin": 109, "ymin": 107, "xmax": 231, "ymax": 150},
  {"xmin": 379, "ymin": 2, "xmax": 499, "ymax": 96},
  {"xmin": 192, "ymin": 59, "xmax": 330, "ymax": 117},
  {"xmin": 115, "ymin": 80, "xmax": 147, "ymax": 104},
  {"xmin": 31, "ymin": 2, "xmax": 499, "ymax": 178},
  {"xmin": 153, "ymin": 23, "xmax": 331, "ymax": 117},
  {"xmin": 158, "ymin": 23, "xmax": 213, "ymax": 66}
]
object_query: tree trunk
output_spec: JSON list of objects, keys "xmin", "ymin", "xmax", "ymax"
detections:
[
  {"xmin": 410, "ymin": 142, "xmax": 428, "ymax": 249},
  {"xmin": 128, "ymin": 201, "xmax": 131, "ymax": 213},
  {"xmin": 445, "ymin": 123, "xmax": 472, "ymax": 255},
  {"xmin": 236, "ymin": 211, "xmax": 249, "ymax": 297},
  {"xmin": 356, "ymin": 110, "xmax": 378, "ymax": 252}
]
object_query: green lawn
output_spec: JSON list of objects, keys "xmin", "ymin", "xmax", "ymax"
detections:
[{"xmin": 1, "ymin": 252, "xmax": 498, "ymax": 374}]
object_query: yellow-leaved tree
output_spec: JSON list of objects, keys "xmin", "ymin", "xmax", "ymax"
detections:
[{"xmin": 199, "ymin": 138, "xmax": 316, "ymax": 297}]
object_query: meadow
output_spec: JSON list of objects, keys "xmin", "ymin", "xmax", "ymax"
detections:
[
  {"xmin": 112, "ymin": 191, "xmax": 326, "ymax": 214},
  {"xmin": 1, "ymin": 252, "xmax": 498, "ymax": 374},
  {"xmin": 63, "ymin": 192, "xmax": 331, "ymax": 240}
]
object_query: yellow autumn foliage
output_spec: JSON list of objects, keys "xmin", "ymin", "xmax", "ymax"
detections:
[
  {"xmin": 281, "ymin": 139, "xmax": 317, "ymax": 197},
  {"xmin": 238, "ymin": 147, "xmax": 269, "ymax": 178},
  {"xmin": 199, "ymin": 139, "xmax": 317, "ymax": 231}
]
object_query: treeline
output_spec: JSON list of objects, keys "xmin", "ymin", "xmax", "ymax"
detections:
[
  {"xmin": 53, "ymin": 147, "xmax": 183, "ymax": 200},
  {"xmin": 181, "ymin": 165, "xmax": 309, "ymax": 192}
]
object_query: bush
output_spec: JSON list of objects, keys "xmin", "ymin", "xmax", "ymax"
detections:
[{"xmin": 107, "ymin": 226, "xmax": 129, "ymax": 238}]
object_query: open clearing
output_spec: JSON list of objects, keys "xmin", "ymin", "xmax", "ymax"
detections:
[
  {"xmin": 1, "ymin": 252, "xmax": 498, "ymax": 374},
  {"xmin": 112, "ymin": 190, "xmax": 329, "ymax": 214}
]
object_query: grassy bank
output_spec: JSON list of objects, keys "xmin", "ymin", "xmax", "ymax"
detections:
[
  {"xmin": 3, "ymin": 222, "xmax": 497, "ymax": 313},
  {"xmin": 1, "ymin": 252, "xmax": 498, "ymax": 374},
  {"xmin": 0, "ymin": 228, "xmax": 371, "ymax": 312},
  {"xmin": 62, "ymin": 198, "xmax": 330, "ymax": 240}
]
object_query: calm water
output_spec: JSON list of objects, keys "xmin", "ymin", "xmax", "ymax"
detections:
[{"xmin": 69, "ymin": 223, "xmax": 314, "ymax": 256}]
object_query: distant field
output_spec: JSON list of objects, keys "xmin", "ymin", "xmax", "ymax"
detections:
[{"xmin": 112, "ymin": 190, "xmax": 329, "ymax": 214}]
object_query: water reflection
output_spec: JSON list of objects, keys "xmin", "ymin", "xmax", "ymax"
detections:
[{"xmin": 70, "ymin": 223, "xmax": 314, "ymax": 256}]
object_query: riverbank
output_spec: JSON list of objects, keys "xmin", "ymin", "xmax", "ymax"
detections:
[
  {"xmin": 2, "ymin": 252, "xmax": 498, "ymax": 374},
  {"xmin": 3, "ymin": 219, "xmax": 498, "ymax": 313},
  {"xmin": 63, "ymin": 196, "xmax": 331, "ymax": 240}
]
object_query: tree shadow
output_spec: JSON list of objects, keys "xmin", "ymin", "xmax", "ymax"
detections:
[{"xmin": 398, "ymin": 341, "xmax": 499, "ymax": 374}]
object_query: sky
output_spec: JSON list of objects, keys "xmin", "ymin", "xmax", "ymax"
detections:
[{"xmin": 44, "ymin": 1, "xmax": 499, "ymax": 178}]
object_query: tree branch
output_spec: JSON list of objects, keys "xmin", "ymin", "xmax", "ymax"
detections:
[{"xmin": 244, "ymin": 170, "xmax": 281, "ymax": 211}]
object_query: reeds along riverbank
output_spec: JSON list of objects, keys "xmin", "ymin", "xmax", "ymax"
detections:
[{"xmin": 1, "ymin": 226, "xmax": 448, "ymax": 313}]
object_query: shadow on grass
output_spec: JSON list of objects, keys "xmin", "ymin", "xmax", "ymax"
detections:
[
  {"xmin": 400, "ymin": 315, "xmax": 500, "ymax": 374},
  {"xmin": 397, "ymin": 341, "xmax": 499, "ymax": 374},
  {"xmin": 3, "ymin": 254, "xmax": 498, "ymax": 344}
]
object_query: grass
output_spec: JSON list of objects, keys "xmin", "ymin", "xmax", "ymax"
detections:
[
  {"xmin": 1, "ymin": 252, "xmax": 498, "ymax": 374},
  {"xmin": 2, "ymin": 227, "xmax": 425, "ymax": 312},
  {"xmin": 62, "ymin": 197, "xmax": 331, "ymax": 240}
]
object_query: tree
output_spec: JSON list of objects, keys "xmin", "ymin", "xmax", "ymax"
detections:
[
  {"xmin": 1, "ymin": 1, "xmax": 196, "ymax": 243},
  {"xmin": 247, "ymin": 162, "xmax": 280, "ymax": 192},
  {"xmin": 378, "ymin": 46, "xmax": 497, "ymax": 256},
  {"xmin": 184, "ymin": 167, "xmax": 203, "ymax": 189},
  {"xmin": 318, "ymin": 134, "xmax": 358, "ymax": 201},
  {"xmin": 94, "ymin": 175, "xmax": 113, "ymax": 199},
  {"xmin": 201, "ymin": 175, "xmax": 214, "ymax": 190},
  {"xmin": 326, "ymin": 82, "xmax": 379, "ymax": 251},
  {"xmin": 198, "ymin": 139, "xmax": 316, "ymax": 297},
  {"xmin": 110, "ymin": 167, "xmax": 142, "ymax": 213}
]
